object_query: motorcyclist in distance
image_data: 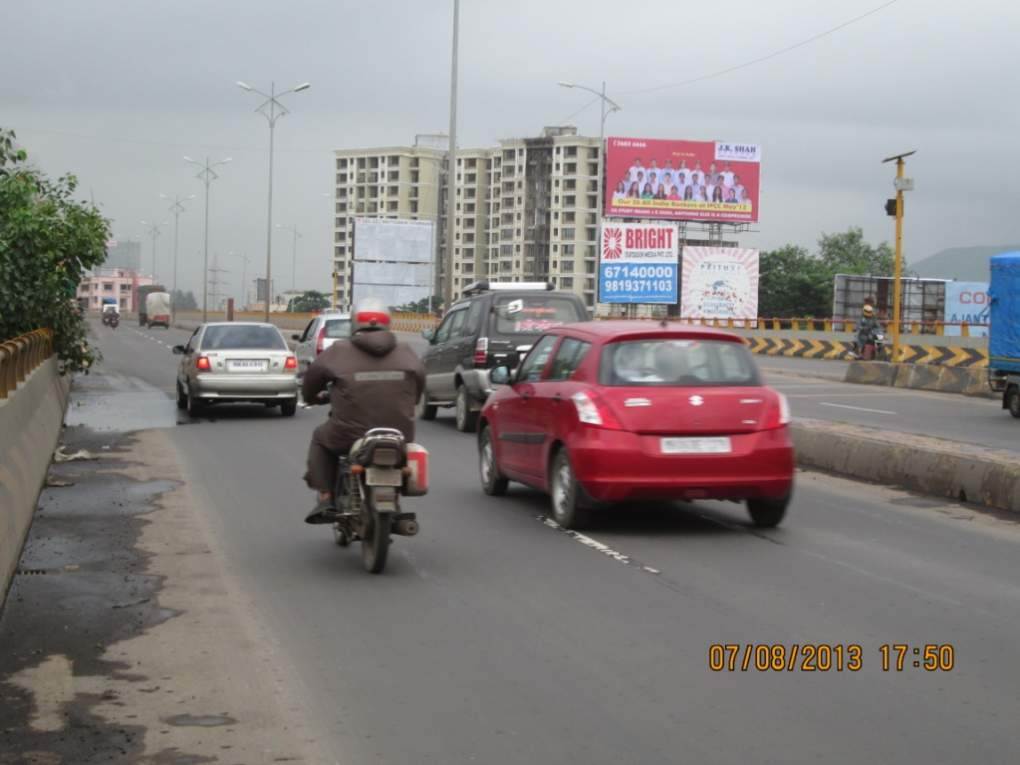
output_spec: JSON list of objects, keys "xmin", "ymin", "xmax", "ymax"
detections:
[
  {"xmin": 301, "ymin": 298, "xmax": 425, "ymax": 524},
  {"xmin": 855, "ymin": 303, "xmax": 882, "ymax": 358}
]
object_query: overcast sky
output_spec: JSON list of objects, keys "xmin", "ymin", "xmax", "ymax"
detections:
[{"xmin": 3, "ymin": 0, "xmax": 1018, "ymax": 298}]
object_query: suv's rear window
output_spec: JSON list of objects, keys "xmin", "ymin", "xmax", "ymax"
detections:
[
  {"xmin": 201, "ymin": 325, "xmax": 287, "ymax": 351},
  {"xmin": 600, "ymin": 338, "xmax": 761, "ymax": 387},
  {"xmin": 324, "ymin": 319, "xmax": 352, "ymax": 338},
  {"xmin": 491, "ymin": 295, "xmax": 585, "ymax": 335}
]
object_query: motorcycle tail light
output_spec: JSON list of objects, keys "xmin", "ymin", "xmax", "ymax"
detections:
[
  {"xmin": 196, "ymin": 356, "xmax": 211, "ymax": 371},
  {"xmin": 372, "ymin": 447, "xmax": 401, "ymax": 466}
]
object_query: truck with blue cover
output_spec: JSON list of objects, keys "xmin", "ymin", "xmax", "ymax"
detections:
[{"xmin": 987, "ymin": 251, "xmax": 1020, "ymax": 416}]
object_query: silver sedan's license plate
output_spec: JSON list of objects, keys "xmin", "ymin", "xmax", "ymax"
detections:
[
  {"xmin": 365, "ymin": 467, "xmax": 403, "ymax": 487},
  {"xmin": 660, "ymin": 437, "xmax": 732, "ymax": 454},
  {"xmin": 227, "ymin": 359, "xmax": 268, "ymax": 372}
]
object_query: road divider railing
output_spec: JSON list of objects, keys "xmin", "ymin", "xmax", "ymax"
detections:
[{"xmin": 0, "ymin": 329, "xmax": 54, "ymax": 399}]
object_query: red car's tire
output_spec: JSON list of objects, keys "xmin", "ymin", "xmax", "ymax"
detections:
[{"xmin": 549, "ymin": 449, "xmax": 591, "ymax": 530}]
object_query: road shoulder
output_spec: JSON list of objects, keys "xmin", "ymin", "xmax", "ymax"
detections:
[{"xmin": 0, "ymin": 423, "xmax": 331, "ymax": 764}]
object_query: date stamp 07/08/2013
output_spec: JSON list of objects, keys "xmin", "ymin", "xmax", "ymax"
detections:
[{"xmin": 708, "ymin": 644, "xmax": 956, "ymax": 673}]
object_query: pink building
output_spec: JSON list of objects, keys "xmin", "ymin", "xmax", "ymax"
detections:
[{"xmin": 77, "ymin": 269, "xmax": 154, "ymax": 312}]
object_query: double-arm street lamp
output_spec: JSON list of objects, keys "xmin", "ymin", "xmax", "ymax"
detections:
[
  {"xmin": 160, "ymin": 193, "xmax": 195, "ymax": 322},
  {"xmin": 237, "ymin": 80, "xmax": 311, "ymax": 321},
  {"xmin": 184, "ymin": 156, "xmax": 232, "ymax": 321}
]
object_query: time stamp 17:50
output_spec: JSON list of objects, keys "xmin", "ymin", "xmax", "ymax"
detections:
[{"xmin": 708, "ymin": 644, "xmax": 955, "ymax": 672}]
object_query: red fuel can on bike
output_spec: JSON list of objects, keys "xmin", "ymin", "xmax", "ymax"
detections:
[{"xmin": 404, "ymin": 443, "xmax": 429, "ymax": 496}]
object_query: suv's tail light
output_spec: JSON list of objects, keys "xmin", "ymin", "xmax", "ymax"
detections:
[
  {"xmin": 571, "ymin": 390, "xmax": 623, "ymax": 430},
  {"xmin": 316, "ymin": 326, "xmax": 327, "ymax": 354},
  {"xmin": 760, "ymin": 392, "xmax": 791, "ymax": 430},
  {"xmin": 195, "ymin": 356, "xmax": 211, "ymax": 371},
  {"xmin": 473, "ymin": 337, "xmax": 489, "ymax": 367},
  {"xmin": 284, "ymin": 355, "xmax": 298, "ymax": 370}
]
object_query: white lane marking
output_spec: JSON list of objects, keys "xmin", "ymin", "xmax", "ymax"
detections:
[
  {"xmin": 540, "ymin": 516, "xmax": 660, "ymax": 575},
  {"xmin": 819, "ymin": 402, "xmax": 897, "ymax": 415}
]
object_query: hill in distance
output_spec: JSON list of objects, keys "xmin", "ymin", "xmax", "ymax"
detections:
[{"xmin": 910, "ymin": 245, "xmax": 1020, "ymax": 282}]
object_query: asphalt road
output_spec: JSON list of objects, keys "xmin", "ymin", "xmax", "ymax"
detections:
[{"xmin": 75, "ymin": 321, "xmax": 1020, "ymax": 764}]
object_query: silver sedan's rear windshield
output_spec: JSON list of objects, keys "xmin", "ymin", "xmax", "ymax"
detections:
[
  {"xmin": 201, "ymin": 325, "xmax": 287, "ymax": 351},
  {"xmin": 324, "ymin": 319, "xmax": 352, "ymax": 338}
]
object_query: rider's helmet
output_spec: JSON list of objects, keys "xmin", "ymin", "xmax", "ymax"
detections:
[
  {"xmin": 862, "ymin": 304, "xmax": 875, "ymax": 317},
  {"xmin": 351, "ymin": 297, "xmax": 392, "ymax": 333}
]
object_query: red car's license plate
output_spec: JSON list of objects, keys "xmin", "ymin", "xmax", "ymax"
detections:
[{"xmin": 660, "ymin": 437, "xmax": 732, "ymax": 454}]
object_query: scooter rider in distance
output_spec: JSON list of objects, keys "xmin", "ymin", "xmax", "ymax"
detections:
[
  {"xmin": 852, "ymin": 303, "xmax": 883, "ymax": 360},
  {"xmin": 301, "ymin": 297, "xmax": 426, "ymax": 524}
]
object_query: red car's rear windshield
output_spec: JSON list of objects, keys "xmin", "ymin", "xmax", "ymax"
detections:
[{"xmin": 599, "ymin": 338, "xmax": 761, "ymax": 387}]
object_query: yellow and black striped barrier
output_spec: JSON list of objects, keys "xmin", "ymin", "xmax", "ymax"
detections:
[{"xmin": 744, "ymin": 337, "xmax": 988, "ymax": 367}]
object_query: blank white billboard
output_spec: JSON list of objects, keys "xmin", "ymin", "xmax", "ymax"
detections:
[{"xmin": 352, "ymin": 218, "xmax": 434, "ymax": 309}]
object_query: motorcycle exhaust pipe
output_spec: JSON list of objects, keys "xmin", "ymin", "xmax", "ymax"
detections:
[{"xmin": 393, "ymin": 519, "xmax": 419, "ymax": 536}]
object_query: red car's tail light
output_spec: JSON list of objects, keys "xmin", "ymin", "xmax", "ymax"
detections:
[
  {"xmin": 316, "ymin": 326, "xmax": 327, "ymax": 354},
  {"xmin": 760, "ymin": 392, "xmax": 791, "ymax": 430},
  {"xmin": 571, "ymin": 391, "xmax": 623, "ymax": 430},
  {"xmin": 473, "ymin": 337, "xmax": 489, "ymax": 367},
  {"xmin": 284, "ymin": 355, "xmax": 298, "ymax": 370},
  {"xmin": 195, "ymin": 356, "xmax": 211, "ymax": 371}
]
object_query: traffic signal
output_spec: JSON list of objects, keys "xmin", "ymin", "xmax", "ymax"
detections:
[{"xmin": 885, "ymin": 198, "xmax": 899, "ymax": 217}]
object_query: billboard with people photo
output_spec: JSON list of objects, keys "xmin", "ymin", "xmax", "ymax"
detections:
[{"xmin": 605, "ymin": 137, "xmax": 761, "ymax": 223}]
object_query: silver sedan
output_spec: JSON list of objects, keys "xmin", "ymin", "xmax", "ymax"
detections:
[{"xmin": 173, "ymin": 322, "xmax": 299, "ymax": 417}]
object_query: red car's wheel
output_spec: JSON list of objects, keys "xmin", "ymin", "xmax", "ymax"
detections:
[
  {"xmin": 549, "ymin": 449, "xmax": 590, "ymax": 530},
  {"xmin": 747, "ymin": 495, "xmax": 790, "ymax": 528},
  {"xmin": 479, "ymin": 427, "xmax": 508, "ymax": 496}
]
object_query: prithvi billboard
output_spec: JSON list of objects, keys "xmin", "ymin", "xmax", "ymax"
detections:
[
  {"xmin": 680, "ymin": 247, "xmax": 760, "ymax": 325},
  {"xmin": 605, "ymin": 137, "xmax": 762, "ymax": 224},
  {"xmin": 598, "ymin": 222, "xmax": 678, "ymax": 304}
]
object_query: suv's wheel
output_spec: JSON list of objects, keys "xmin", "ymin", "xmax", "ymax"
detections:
[
  {"xmin": 747, "ymin": 495, "xmax": 790, "ymax": 528},
  {"xmin": 280, "ymin": 398, "xmax": 297, "ymax": 417},
  {"xmin": 479, "ymin": 426, "xmax": 509, "ymax": 496},
  {"xmin": 549, "ymin": 449, "xmax": 590, "ymax": 530},
  {"xmin": 455, "ymin": 385, "xmax": 479, "ymax": 433},
  {"xmin": 418, "ymin": 390, "xmax": 438, "ymax": 421}
]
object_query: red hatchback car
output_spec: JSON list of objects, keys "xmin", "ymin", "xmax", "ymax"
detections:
[{"xmin": 477, "ymin": 322, "xmax": 795, "ymax": 529}]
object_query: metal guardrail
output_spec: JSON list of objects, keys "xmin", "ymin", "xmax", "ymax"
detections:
[{"xmin": 0, "ymin": 329, "xmax": 54, "ymax": 399}]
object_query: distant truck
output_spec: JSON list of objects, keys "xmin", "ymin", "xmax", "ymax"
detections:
[
  {"xmin": 143, "ymin": 291, "xmax": 172, "ymax": 329},
  {"xmin": 987, "ymin": 252, "xmax": 1020, "ymax": 417},
  {"xmin": 137, "ymin": 284, "xmax": 167, "ymax": 327}
]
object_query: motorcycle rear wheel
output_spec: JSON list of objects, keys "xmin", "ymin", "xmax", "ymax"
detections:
[{"xmin": 361, "ymin": 510, "xmax": 391, "ymax": 574}]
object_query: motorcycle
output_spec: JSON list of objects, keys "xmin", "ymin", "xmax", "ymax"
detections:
[
  {"xmin": 324, "ymin": 427, "xmax": 428, "ymax": 574},
  {"xmin": 847, "ymin": 330, "xmax": 888, "ymax": 361},
  {"xmin": 102, "ymin": 311, "xmax": 120, "ymax": 329}
]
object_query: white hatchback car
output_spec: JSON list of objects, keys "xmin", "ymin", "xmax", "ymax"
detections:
[
  {"xmin": 174, "ymin": 322, "xmax": 299, "ymax": 417},
  {"xmin": 292, "ymin": 312, "xmax": 352, "ymax": 376}
]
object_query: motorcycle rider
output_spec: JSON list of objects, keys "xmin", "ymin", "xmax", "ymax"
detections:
[
  {"xmin": 855, "ymin": 303, "xmax": 882, "ymax": 358},
  {"xmin": 301, "ymin": 298, "xmax": 425, "ymax": 524}
]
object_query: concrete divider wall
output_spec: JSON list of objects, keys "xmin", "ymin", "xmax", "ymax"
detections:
[
  {"xmin": 844, "ymin": 361, "xmax": 995, "ymax": 398},
  {"xmin": 0, "ymin": 358, "xmax": 71, "ymax": 604},
  {"xmin": 791, "ymin": 419, "xmax": 1020, "ymax": 514}
]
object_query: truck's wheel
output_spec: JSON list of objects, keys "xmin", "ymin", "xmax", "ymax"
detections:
[{"xmin": 1007, "ymin": 386, "xmax": 1020, "ymax": 419}]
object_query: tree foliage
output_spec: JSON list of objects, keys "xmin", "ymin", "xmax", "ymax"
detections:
[
  {"xmin": 393, "ymin": 295, "xmax": 443, "ymax": 314},
  {"xmin": 288, "ymin": 290, "xmax": 330, "ymax": 313},
  {"xmin": 758, "ymin": 227, "xmax": 894, "ymax": 318},
  {"xmin": 171, "ymin": 289, "xmax": 198, "ymax": 311},
  {"xmin": 0, "ymin": 128, "xmax": 110, "ymax": 371}
]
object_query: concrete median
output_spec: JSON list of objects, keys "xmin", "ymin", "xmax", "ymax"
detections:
[
  {"xmin": 792, "ymin": 418, "xmax": 1020, "ymax": 514},
  {"xmin": 844, "ymin": 361, "xmax": 995, "ymax": 399},
  {"xmin": 0, "ymin": 358, "xmax": 72, "ymax": 604}
]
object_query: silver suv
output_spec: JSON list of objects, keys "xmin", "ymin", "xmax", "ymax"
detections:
[{"xmin": 292, "ymin": 312, "xmax": 352, "ymax": 376}]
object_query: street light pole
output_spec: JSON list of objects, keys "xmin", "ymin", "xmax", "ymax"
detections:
[
  {"xmin": 276, "ymin": 224, "xmax": 302, "ymax": 292},
  {"xmin": 184, "ymin": 156, "xmax": 231, "ymax": 322},
  {"xmin": 140, "ymin": 221, "xmax": 166, "ymax": 281},
  {"xmin": 882, "ymin": 150, "xmax": 916, "ymax": 363},
  {"xmin": 237, "ymin": 80, "xmax": 311, "ymax": 321},
  {"xmin": 227, "ymin": 252, "xmax": 251, "ymax": 310},
  {"xmin": 444, "ymin": 0, "xmax": 459, "ymax": 310},
  {"xmin": 161, "ymin": 194, "xmax": 194, "ymax": 322},
  {"xmin": 558, "ymin": 80, "xmax": 621, "ymax": 308}
]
